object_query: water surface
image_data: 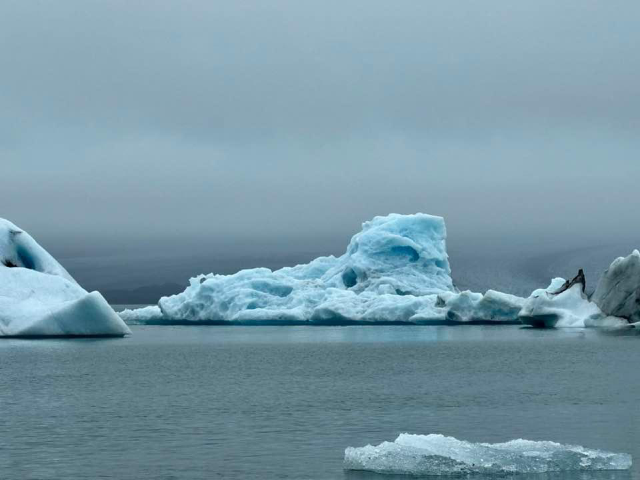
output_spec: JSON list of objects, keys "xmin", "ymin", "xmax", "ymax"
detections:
[{"xmin": 0, "ymin": 326, "xmax": 638, "ymax": 479}]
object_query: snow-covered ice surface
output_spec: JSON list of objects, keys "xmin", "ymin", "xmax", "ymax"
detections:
[
  {"xmin": 0, "ymin": 219, "xmax": 131, "ymax": 337},
  {"xmin": 121, "ymin": 214, "xmax": 525, "ymax": 325},
  {"xmin": 519, "ymin": 279, "xmax": 629, "ymax": 328},
  {"xmin": 344, "ymin": 434, "xmax": 632, "ymax": 476},
  {"xmin": 593, "ymin": 250, "xmax": 640, "ymax": 323}
]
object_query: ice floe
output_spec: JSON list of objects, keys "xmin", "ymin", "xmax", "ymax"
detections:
[{"xmin": 344, "ymin": 433, "xmax": 632, "ymax": 476}]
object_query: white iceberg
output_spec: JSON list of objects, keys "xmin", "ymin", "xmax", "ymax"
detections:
[
  {"xmin": 121, "ymin": 214, "xmax": 524, "ymax": 325},
  {"xmin": 344, "ymin": 433, "xmax": 632, "ymax": 476},
  {"xmin": 519, "ymin": 264, "xmax": 640, "ymax": 328},
  {"xmin": 518, "ymin": 278, "xmax": 628, "ymax": 328},
  {"xmin": 0, "ymin": 219, "xmax": 131, "ymax": 337},
  {"xmin": 593, "ymin": 250, "xmax": 640, "ymax": 323}
]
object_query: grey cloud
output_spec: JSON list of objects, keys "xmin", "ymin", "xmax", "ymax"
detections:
[{"xmin": 1, "ymin": 1, "xmax": 639, "ymax": 291}]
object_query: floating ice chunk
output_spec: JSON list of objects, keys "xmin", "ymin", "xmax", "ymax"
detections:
[
  {"xmin": 137, "ymin": 214, "xmax": 457, "ymax": 324},
  {"xmin": 519, "ymin": 278, "xmax": 628, "ymax": 328},
  {"xmin": 123, "ymin": 213, "xmax": 527, "ymax": 325},
  {"xmin": 344, "ymin": 434, "xmax": 632, "ymax": 476},
  {"xmin": 0, "ymin": 218, "xmax": 76, "ymax": 283},
  {"xmin": 0, "ymin": 218, "xmax": 131, "ymax": 337},
  {"xmin": 432, "ymin": 290, "xmax": 525, "ymax": 324},
  {"xmin": 120, "ymin": 305, "xmax": 163, "ymax": 324},
  {"xmin": 593, "ymin": 250, "xmax": 640, "ymax": 323}
]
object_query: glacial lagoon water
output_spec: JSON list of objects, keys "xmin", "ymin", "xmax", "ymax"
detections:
[{"xmin": 1, "ymin": 325, "xmax": 638, "ymax": 479}]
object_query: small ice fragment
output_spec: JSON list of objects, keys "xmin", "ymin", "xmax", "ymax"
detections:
[{"xmin": 344, "ymin": 434, "xmax": 632, "ymax": 476}]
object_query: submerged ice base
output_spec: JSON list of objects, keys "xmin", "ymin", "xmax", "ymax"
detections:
[
  {"xmin": 121, "ymin": 214, "xmax": 525, "ymax": 325},
  {"xmin": 344, "ymin": 434, "xmax": 632, "ymax": 476},
  {"xmin": 0, "ymin": 218, "xmax": 131, "ymax": 337}
]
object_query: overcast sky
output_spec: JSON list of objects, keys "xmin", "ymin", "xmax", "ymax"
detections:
[{"xmin": 2, "ymin": 1, "xmax": 639, "ymax": 283}]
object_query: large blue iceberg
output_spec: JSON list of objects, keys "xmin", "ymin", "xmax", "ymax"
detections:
[
  {"xmin": 121, "ymin": 212, "xmax": 640, "ymax": 328},
  {"xmin": 121, "ymin": 213, "xmax": 524, "ymax": 325},
  {"xmin": 0, "ymin": 218, "xmax": 131, "ymax": 337}
]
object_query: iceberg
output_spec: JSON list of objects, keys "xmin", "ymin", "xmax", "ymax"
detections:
[
  {"xmin": 518, "ymin": 277, "xmax": 628, "ymax": 328},
  {"xmin": 518, "ymin": 263, "xmax": 637, "ymax": 328},
  {"xmin": 0, "ymin": 219, "xmax": 131, "ymax": 337},
  {"xmin": 592, "ymin": 250, "xmax": 640, "ymax": 323},
  {"xmin": 344, "ymin": 433, "xmax": 632, "ymax": 476},
  {"xmin": 121, "ymin": 214, "xmax": 524, "ymax": 325}
]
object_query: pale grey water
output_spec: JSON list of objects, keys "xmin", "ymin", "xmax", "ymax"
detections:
[{"xmin": 1, "ymin": 326, "xmax": 638, "ymax": 480}]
